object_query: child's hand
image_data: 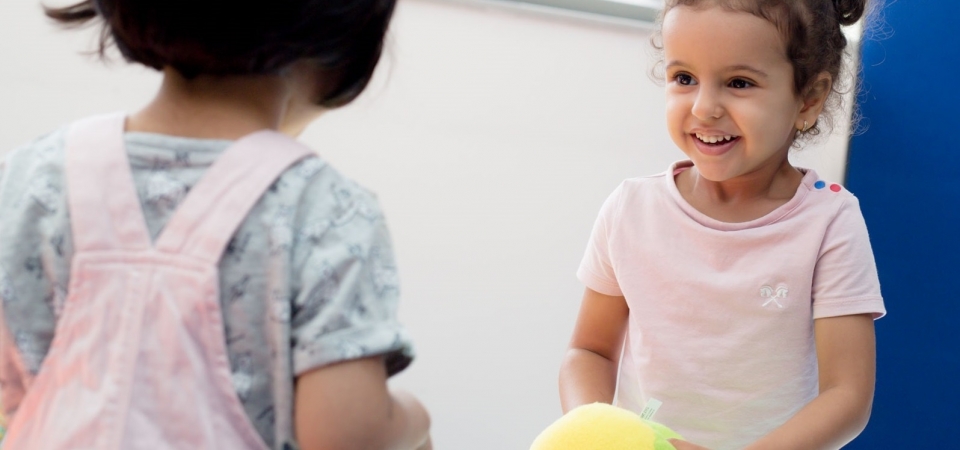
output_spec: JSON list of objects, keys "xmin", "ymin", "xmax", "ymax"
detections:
[{"xmin": 668, "ymin": 438, "xmax": 711, "ymax": 450}]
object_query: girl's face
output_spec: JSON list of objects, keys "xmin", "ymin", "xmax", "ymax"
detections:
[{"xmin": 662, "ymin": 5, "xmax": 804, "ymax": 182}]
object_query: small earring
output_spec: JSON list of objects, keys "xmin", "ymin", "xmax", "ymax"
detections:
[{"xmin": 800, "ymin": 120, "xmax": 809, "ymax": 132}]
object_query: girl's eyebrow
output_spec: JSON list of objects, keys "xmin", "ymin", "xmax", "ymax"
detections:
[
  {"xmin": 724, "ymin": 65, "xmax": 769, "ymax": 78},
  {"xmin": 665, "ymin": 61, "xmax": 769, "ymax": 79},
  {"xmin": 665, "ymin": 60, "xmax": 688, "ymax": 70}
]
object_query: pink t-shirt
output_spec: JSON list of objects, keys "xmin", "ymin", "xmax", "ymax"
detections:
[{"xmin": 577, "ymin": 161, "xmax": 885, "ymax": 449}]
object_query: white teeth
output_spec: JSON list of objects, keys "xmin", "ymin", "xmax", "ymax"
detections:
[{"xmin": 695, "ymin": 133, "xmax": 736, "ymax": 144}]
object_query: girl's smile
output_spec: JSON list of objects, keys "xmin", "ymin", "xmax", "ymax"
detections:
[{"xmin": 691, "ymin": 132, "xmax": 741, "ymax": 157}]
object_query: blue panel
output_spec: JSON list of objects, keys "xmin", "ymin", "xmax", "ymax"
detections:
[{"xmin": 845, "ymin": 1, "xmax": 960, "ymax": 448}]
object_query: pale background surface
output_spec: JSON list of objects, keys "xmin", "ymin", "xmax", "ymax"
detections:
[{"xmin": 0, "ymin": 0, "xmax": 853, "ymax": 448}]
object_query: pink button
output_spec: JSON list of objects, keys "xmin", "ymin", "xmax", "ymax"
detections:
[{"xmin": 830, "ymin": 184, "xmax": 842, "ymax": 192}]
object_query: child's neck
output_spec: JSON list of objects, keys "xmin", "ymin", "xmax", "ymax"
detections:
[
  {"xmin": 126, "ymin": 68, "xmax": 293, "ymax": 140},
  {"xmin": 676, "ymin": 155, "xmax": 804, "ymax": 223}
]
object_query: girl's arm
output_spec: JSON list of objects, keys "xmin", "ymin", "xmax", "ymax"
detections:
[
  {"xmin": 0, "ymin": 310, "xmax": 27, "ymax": 423},
  {"xmin": 743, "ymin": 313, "xmax": 876, "ymax": 450},
  {"xmin": 294, "ymin": 355, "xmax": 431, "ymax": 450},
  {"xmin": 559, "ymin": 288, "xmax": 630, "ymax": 412}
]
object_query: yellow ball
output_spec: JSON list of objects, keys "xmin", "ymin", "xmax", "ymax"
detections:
[{"xmin": 531, "ymin": 403, "xmax": 678, "ymax": 450}]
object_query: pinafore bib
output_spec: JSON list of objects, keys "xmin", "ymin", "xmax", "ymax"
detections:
[{"xmin": 3, "ymin": 114, "xmax": 311, "ymax": 449}]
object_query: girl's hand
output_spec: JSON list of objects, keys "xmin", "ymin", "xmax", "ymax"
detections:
[{"xmin": 669, "ymin": 439, "xmax": 711, "ymax": 450}]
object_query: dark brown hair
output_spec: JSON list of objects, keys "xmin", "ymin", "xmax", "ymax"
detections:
[
  {"xmin": 654, "ymin": 0, "xmax": 872, "ymax": 139},
  {"xmin": 45, "ymin": 0, "xmax": 398, "ymax": 108}
]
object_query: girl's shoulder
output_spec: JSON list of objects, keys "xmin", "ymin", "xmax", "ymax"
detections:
[
  {"xmin": 620, "ymin": 172, "xmax": 670, "ymax": 191},
  {"xmin": 272, "ymin": 154, "xmax": 385, "ymax": 227},
  {"xmin": 256, "ymin": 152, "xmax": 391, "ymax": 274},
  {"xmin": 616, "ymin": 161, "xmax": 688, "ymax": 196},
  {"xmin": 0, "ymin": 127, "xmax": 70, "ymax": 217},
  {"xmin": 604, "ymin": 169, "xmax": 673, "ymax": 207},
  {"xmin": 797, "ymin": 170, "xmax": 865, "ymax": 219},
  {"xmin": 1, "ymin": 127, "xmax": 69, "ymax": 181}
]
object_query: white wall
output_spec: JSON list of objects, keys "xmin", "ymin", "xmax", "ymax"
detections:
[{"xmin": 0, "ymin": 0, "xmax": 853, "ymax": 448}]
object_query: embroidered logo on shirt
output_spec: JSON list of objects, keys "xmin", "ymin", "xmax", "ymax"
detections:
[{"xmin": 760, "ymin": 285, "xmax": 788, "ymax": 308}]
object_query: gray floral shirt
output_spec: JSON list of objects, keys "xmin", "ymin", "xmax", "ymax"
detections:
[{"xmin": 0, "ymin": 128, "xmax": 413, "ymax": 449}]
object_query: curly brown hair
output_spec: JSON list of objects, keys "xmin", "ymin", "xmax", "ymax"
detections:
[{"xmin": 45, "ymin": 0, "xmax": 397, "ymax": 108}]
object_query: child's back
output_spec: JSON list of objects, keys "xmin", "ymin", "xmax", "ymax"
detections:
[{"xmin": 0, "ymin": 1, "xmax": 430, "ymax": 449}]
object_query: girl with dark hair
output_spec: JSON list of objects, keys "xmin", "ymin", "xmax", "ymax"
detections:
[
  {"xmin": 560, "ymin": 1, "xmax": 884, "ymax": 449},
  {"xmin": 0, "ymin": 1, "xmax": 431, "ymax": 449}
]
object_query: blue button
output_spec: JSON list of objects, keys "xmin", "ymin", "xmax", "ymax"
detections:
[{"xmin": 814, "ymin": 181, "xmax": 826, "ymax": 189}]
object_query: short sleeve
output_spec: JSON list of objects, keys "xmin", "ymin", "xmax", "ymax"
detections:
[
  {"xmin": 290, "ymin": 184, "xmax": 413, "ymax": 377},
  {"xmin": 812, "ymin": 196, "xmax": 886, "ymax": 319},
  {"xmin": 577, "ymin": 184, "xmax": 624, "ymax": 297}
]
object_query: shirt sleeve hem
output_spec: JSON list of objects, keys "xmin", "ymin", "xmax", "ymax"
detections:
[
  {"xmin": 576, "ymin": 267, "xmax": 623, "ymax": 297},
  {"xmin": 293, "ymin": 323, "xmax": 414, "ymax": 377},
  {"xmin": 813, "ymin": 296, "xmax": 886, "ymax": 320}
]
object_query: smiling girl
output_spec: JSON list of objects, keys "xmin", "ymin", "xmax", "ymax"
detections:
[{"xmin": 559, "ymin": 1, "xmax": 884, "ymax": 449}]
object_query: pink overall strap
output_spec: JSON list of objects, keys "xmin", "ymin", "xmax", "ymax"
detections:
[
  {"xmin": 65, "ymin": 113, "xmax": 151, "ymax": 252},
  {"xmin": 154, "ymin": 130, "xmax": 312, "ymax": 262}
]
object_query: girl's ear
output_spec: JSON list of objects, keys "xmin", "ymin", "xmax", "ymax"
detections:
[
  {"xmin": 796, "ymin": 71, "xmax": 832, "ymax": 132},
  {"xmin": 799, "ymin": 72, "xmax": 833, "ymax": 117}
]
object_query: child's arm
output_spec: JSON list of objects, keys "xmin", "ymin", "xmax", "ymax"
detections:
[
  {"xmin": 294, "ymin": 355, "xmax": 431, "ymax": 450},
  {"xmin": 0, "ymin": 296, "xmax": 28, "ymax": 424},
  {"xmin": 559, "ymin": 288, "xmax": 629, "ymax": 412},
  {"xmin": 743, "ymin": 313, "xmax": 876, "ymax": 450}
]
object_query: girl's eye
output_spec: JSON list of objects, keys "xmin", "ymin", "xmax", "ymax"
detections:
[
  {"xmin": 729, "ymin": 78, "xmax": 753, "ymax": 89},
  {"xmin": 675, "ymin": 73, "xmax": 695, "ymax": 86}
]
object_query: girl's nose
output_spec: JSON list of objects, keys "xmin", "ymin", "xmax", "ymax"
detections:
[{"xmin": 691, "ymin": 87, "xmax": 724, "ymax": 121}]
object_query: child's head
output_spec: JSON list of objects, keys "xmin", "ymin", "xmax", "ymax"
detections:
[
  {"xmin": 664, "ymin": 0, "xmax": 867, "ymax": 135},
  {"xmin": 46, "ymin": 0, "xmax": 398, "ymax": 108},
  {"xmin": 655, "ymin": 0, "xmax": 869, "ymax": 181}
]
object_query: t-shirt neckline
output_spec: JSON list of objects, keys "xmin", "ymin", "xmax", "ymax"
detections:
[{"xmin": 664, "ymin": 160, "xmax": 817, "ymax": 231}]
